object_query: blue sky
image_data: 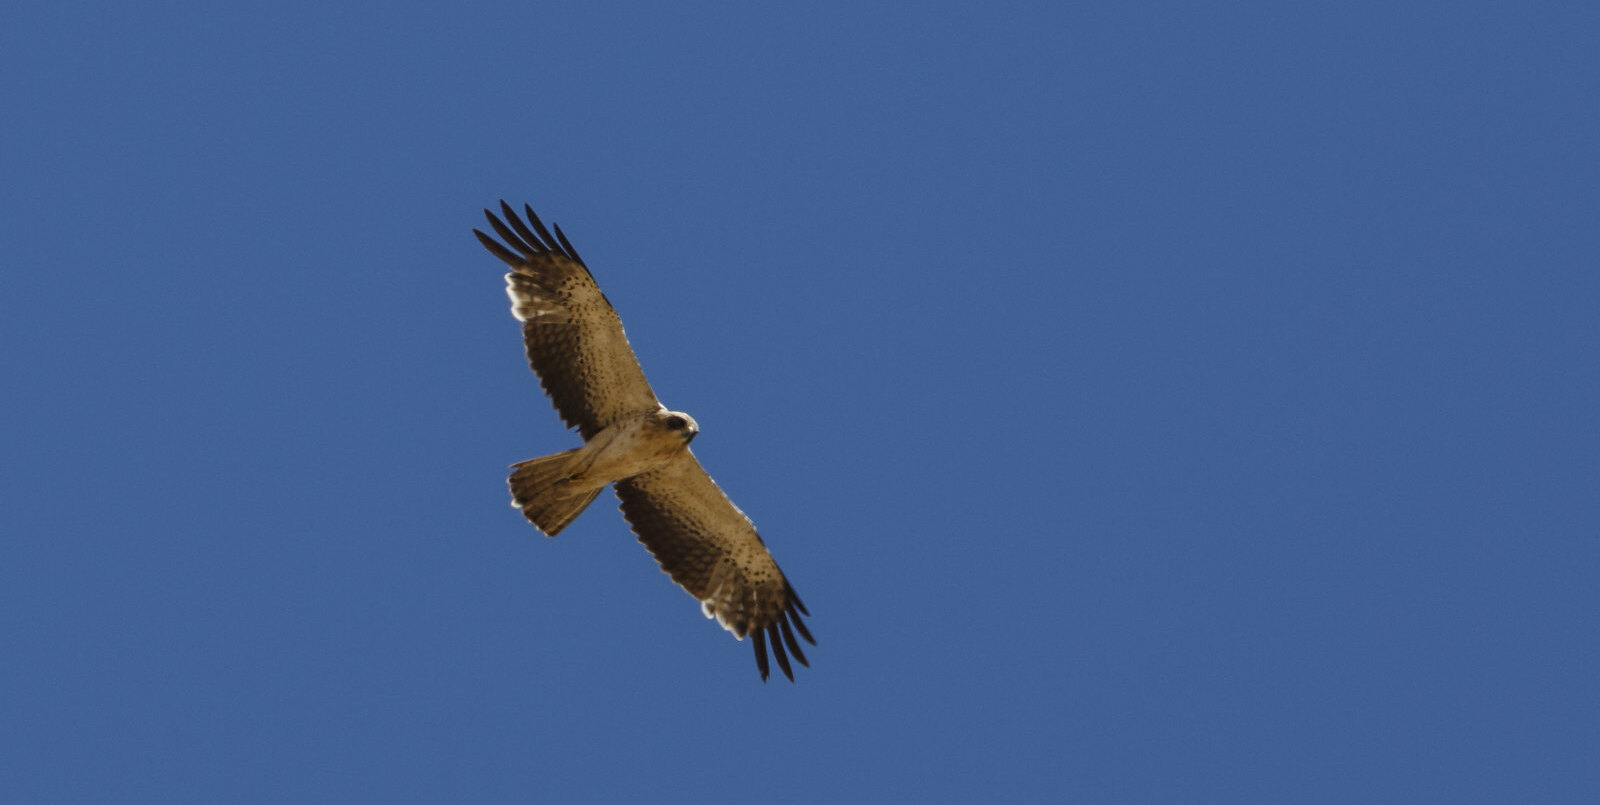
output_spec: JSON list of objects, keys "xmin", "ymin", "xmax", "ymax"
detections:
[{"xmin": 3, "ymin": 2, "xmax": 1595, "ymax": 802}]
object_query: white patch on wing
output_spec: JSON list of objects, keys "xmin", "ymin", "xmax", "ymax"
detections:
[
  {"xmin": 504, "ymin": 279, "xmax": 571, "ymax": 323},
  {"xmin": 700, "ymin": 581, "xmax": 748, "ymax": 639}
]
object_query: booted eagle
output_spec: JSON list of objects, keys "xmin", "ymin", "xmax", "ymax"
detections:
[{"xmin": 474, "ymin": 202, "xmax": 814, "ymax": 682}]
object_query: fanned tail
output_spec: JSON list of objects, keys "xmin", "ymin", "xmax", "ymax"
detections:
[{"xmin": 508, "ymin": 449, "xmax": 602, "ymax": 536}]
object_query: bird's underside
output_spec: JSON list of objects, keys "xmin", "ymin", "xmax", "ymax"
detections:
[{"xmin": 474, "ymin": 201, "xmax": 814, "ymax": 681}]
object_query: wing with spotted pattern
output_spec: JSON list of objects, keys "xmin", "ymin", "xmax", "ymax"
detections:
[
  {"xmin": 474, "ymin": 201, "xmax": 661, "ymax": 439},
  {"xmin": 614, "ymin": 451, "xmax": 814, "ymax": 681}
]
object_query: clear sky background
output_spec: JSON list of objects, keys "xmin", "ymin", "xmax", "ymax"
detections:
[{"xmin": 3, "ymin": 2, "xmax": 1595, "ymax": 802}]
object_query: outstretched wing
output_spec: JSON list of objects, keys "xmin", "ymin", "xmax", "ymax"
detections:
[
  {"xmin": 474, "ymin": 201, "xmax": 660, "ymax": 439},
  {"xmin": 615, "ymin": 452, "xmax": 815, "ymax": 682}
]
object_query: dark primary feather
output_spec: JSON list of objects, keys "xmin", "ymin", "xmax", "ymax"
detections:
[
  {"xmin": 483, "ymin": 201, "xmax": 585, "ymax": 266},
  {"xmin": 474, "ymin": 202, "xmax": 660, "ymax": 439},
  {"xmin": 761, "ymin": 592, "xmax": 814, "ymax": 682},
  {"xmin": 753, "ymin": 629, "xmax": 770, "ymax": 681}
]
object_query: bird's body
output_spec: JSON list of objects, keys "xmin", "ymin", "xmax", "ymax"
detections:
[
  {"xmin": 542, "ymin": 408, "xmax": 701, "ymax": 502},
  {"xmin": 507, "ymin": 408, "xmax": 697, "ymax": 536},
  {"xmin": 474, "ymin": 202, "xmax": 814, "ymax": 681}
]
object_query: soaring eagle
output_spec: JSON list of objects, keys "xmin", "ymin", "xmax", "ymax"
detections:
[{"xmin": 474, "ymin": 202, "xmax": 814, "ymax": 681}]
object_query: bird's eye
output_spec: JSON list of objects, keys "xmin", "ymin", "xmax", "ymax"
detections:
[{"xmin": 665, "ymin": 415, "xmax": 686, "ymax": 430}]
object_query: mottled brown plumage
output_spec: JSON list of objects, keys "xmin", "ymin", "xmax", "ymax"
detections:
[
  {"xmin": 474, "ymin": 201, "xmax": 814, "ymax": 681},
  {"xmin": 474, "ymin": 202, "xmax": 655, "ymax": 440},
  {"xmin": 615, "ymin": 459, "xmax": 812, "ymax": 681}
]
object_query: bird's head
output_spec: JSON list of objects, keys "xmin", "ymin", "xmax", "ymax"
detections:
[{"xmin": 660, "ymin": 410, "xmax": 699, "ymax": 443}]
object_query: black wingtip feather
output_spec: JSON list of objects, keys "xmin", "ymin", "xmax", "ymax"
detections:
[
  {"xmin": 474, "ymin": 228, "xmax": 523, "ymax": 266},
  {"xmin": 750, "ymin": 588, "xmax": 813, "ymax": 681},
  {"xmin": 768, "ymin": 623, "xmax": 794, "ymax": 681},
  {"xmin": 785, "ymin": 588, "xmax": 816, "ymax": 646},
  {"xmin": 753, "ymin": 629, "xmax": 770, "ymax": 682},
  {"xmin": 789, "ymin": 589, "xmax": 810, "ymax": 617},
  {"xmin": 476, "ymin": 201, "xmax": 587, "ymax": 269},
  {"xmin": 779, "ymin": 618, "xmax": 808, "ymax": 667},
  {"xmin": 790, "ymin": 614, "xmax": 815, "ymax": 647},
  {"xmin": 521, "ymin": 205, "xmax": 563, "ymax": 253},
  {"xmin": 500, "ymin": 200, "xmax": 546, "ymax": 254},
  {"xmin": 553, "ymin": 223, "xmax": 585, "ymax": 265},
  {"xmin": 484, "ymin": 209, "xmax": 537, "ymax": 258}
]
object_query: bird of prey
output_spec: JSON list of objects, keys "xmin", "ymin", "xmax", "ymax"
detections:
[{"xmin": 474, "ymin": 201, "xmax": 814, "ymax": 681}]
